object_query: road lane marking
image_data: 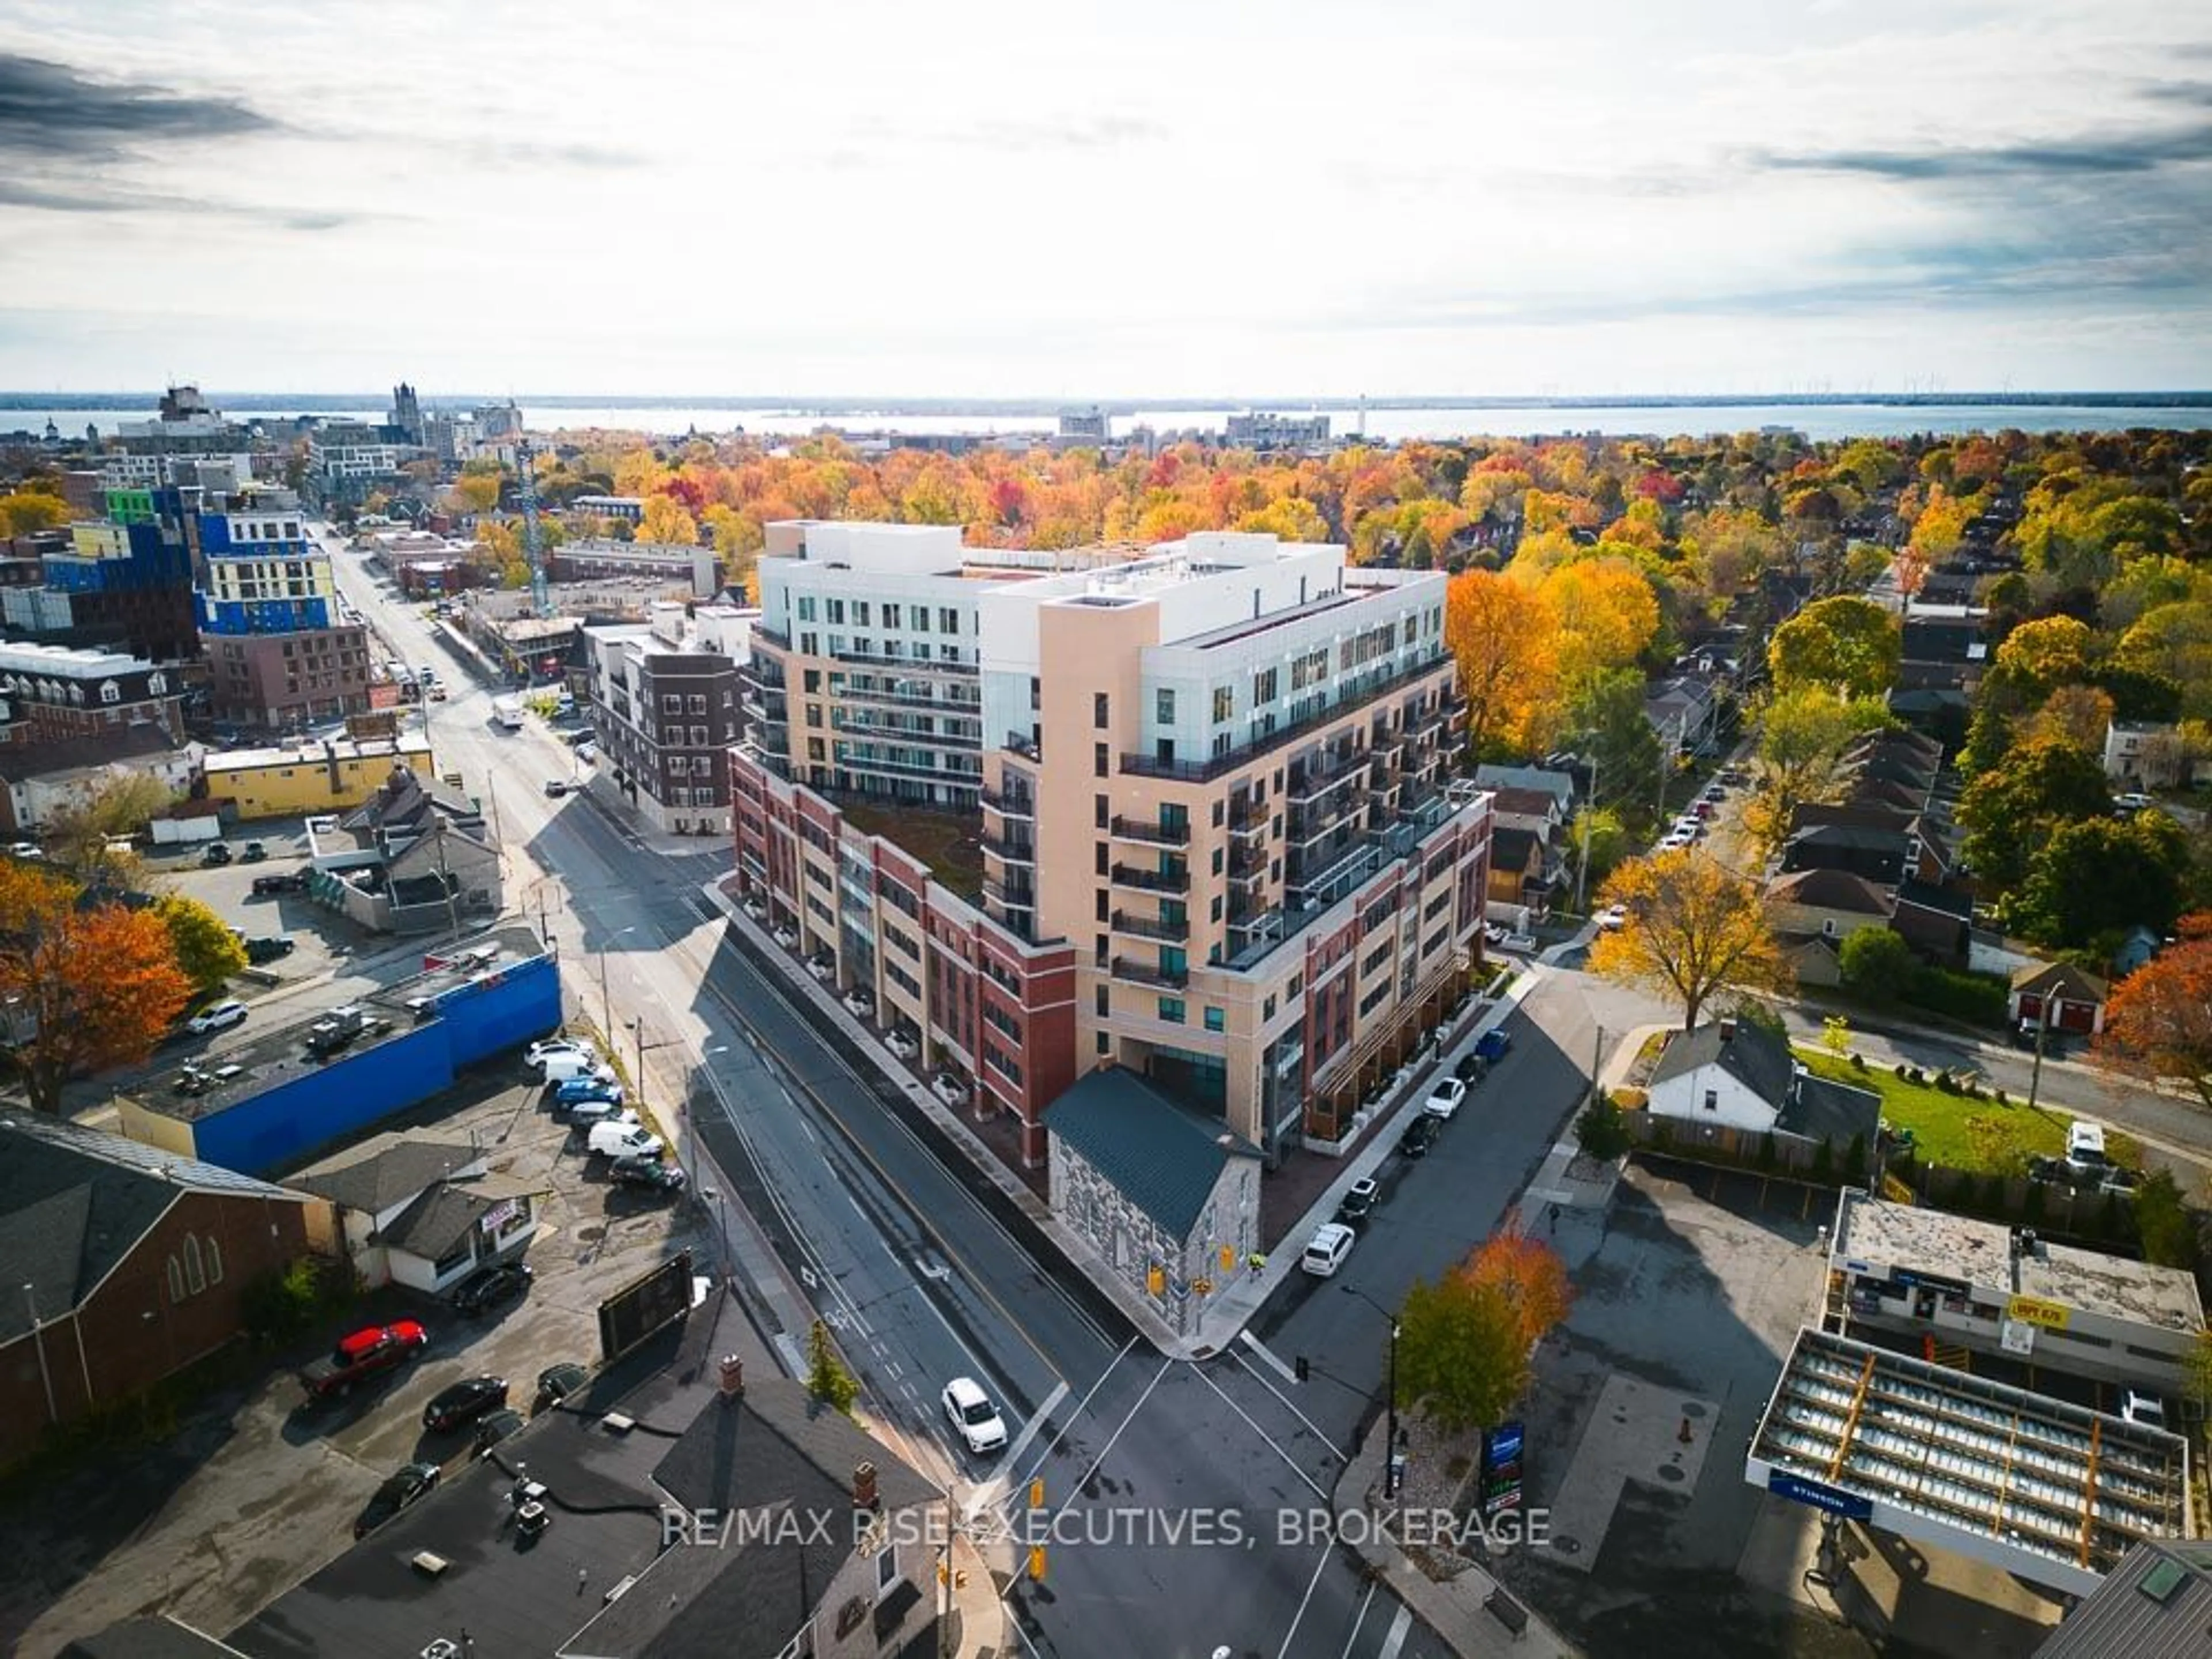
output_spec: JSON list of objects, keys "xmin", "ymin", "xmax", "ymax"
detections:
[
  {"xmin": 974, "ymin": 1378, "xmax": 1070, "ymax": 1508},
  {"xmin": 978, "ymin": 1336, "xmax": 1137, "ymax": 1521},
  {"xmin": 1277, "ymin": 1540, "xmax": 1335, "ymax": 1659},
  {"xmin": 1377, "ymin": 1604, "xmax": 1412, "ymax": 1659},
  {"xmin": 998, "ymin": 1351, "xmax": 1173, "ymax": 1524},
  {"xmin": 1188, "ymin": 1361, "xmax": 1331, "ymax": 1501},
  {"xmin": 1222, "ymin": 1348, "xmax": 1349, "ymax": 1465},
  {"xmin": 1238, "ymin": 1328, "xmax": 1299, "ymax": 1383},
  {"xmin": 1338, "ymin": 1578, "xmax": 1377, "ymax": 1659}
]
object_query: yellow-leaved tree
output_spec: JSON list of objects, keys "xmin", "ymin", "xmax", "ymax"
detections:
[
  {"xmin": 1444, "ymin": 569, "xmax": 1559, "ymax": 758},
  {"xmin": 1588, "ymin": 850, "xmax": 1789, "ymax": 1032}
]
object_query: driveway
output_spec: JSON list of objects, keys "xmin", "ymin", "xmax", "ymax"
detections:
[{"xmin": 1, "ymin": 1065, "xmax": 709, "ymax": 1658}]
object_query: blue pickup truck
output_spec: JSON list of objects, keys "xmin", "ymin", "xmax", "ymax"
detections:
[{"xmin": 1474, "ymin": 1027, "xmax": 1512, "ymax": 1065}]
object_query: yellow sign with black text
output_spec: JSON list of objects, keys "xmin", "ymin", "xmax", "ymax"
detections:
[{"xmin": 2006, "ymin": 1295, "xmax": 2071, "ymax": 1330}]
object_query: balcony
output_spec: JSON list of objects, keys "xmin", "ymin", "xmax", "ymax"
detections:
[
  {"xmin": 1120, "ymin": 652, "xmax": 1452, "ymax": 783},
  {"xmin": 1109, "ymin": 815, "xmax": 1191, "ymax": 847},
  {"xmin": 1109, "ymin": 863, "xmax": 1190, "ymax": 895},
  {"xmin": 983, "ymin": 876, "xmax": 1037, "ymax": 910},
  {"xmin": 1112, "ymin": 955, "xmax": 1189, "ymax": 990},
  {"xmin": 832, "ymin": 750, "xmax": 983, "ymax": 786},
  {"xmin": 980, "ymin": 788, "xmax": 1035, "ymax": 819},
  {"xmin": 835, "ymin": 646, "xmax": 977, "ymax": 677},
  {"xmin": 840, "ymin": 681, "xmax": 979, "ymax": 715},
  {"xmin": 981, "ymin": 831, "xmax": 1036, "ymax": 865},
  {"xmin": 1003, "ymin": 730, "xmax": 1041, "ymax": 762},
  {"xmin": 1109, "ymin": 910, "xmax": 1190, "ymax": 943},
  {"xmin": 1287, "ymin": 750, "xmax": 1368, "ymax": 803},
  {"xmin": 1229, "ymin": 844, "xmax": 1269, "ymax": 882},
  {"xmin": 1229, "ymin": 802, "xmax": 1270, "ymax": 840},
  {"xmin": 752, "ymin": 625, "xmax": 791, "ymax": 652}
]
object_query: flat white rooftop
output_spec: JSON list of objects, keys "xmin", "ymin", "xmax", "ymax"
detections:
[{"xmin": 1835, "ymin": 1194, "xmax": 2204, "ymax": 1333}]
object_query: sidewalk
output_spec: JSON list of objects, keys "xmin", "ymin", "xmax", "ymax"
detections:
[
  {"xmin": 1329, "ymin": 1415, "xmax": 1578, "ymax": 1658},
  {"xmin": 577, "ymin": 768, "xmax": 727, "ymax": 858}
]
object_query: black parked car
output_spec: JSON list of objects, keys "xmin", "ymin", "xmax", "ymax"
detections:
[
  {"xmin": 1453, "ymin": 1051, "xmax": 1484, "ymax": 1084},
  {"xmin": 474, "ymin": 1407, "xmax": 527, "ymax": 1457},
  {"xmin": 251, "ymin": 872, "xmax": 306, "ymax": 897},
  {"xmin": 422, "ymin": 1374, "xmax": 509, "ymax": 1431},
  {"xmin": 609, "ymin": 1154, "xmax": 686, "ymax": 1195},
  {"xmin": 244, "ymin": 935, "xmax": 295, "ymax": 964},
  {"xmin": 240, "ymin": 840, "xmax": 268, "ymax": 862},
  {"xmin": 200, "ymin": 843, "xmax": 232, "ymax": 867},
  {"xmin": 534, "ymin": 1362, "xmax": 589, "ymax": 1412},
  {"xmin": 354, "ymin": 1462, "xmax": 440, "ymax": 1538},
  {"xmin": 449, "ymin": 1262, "xmax": 533, "ymax": 1316},
  {"xmin": 1336, "ymin": 1176, "xmax": 1380, "ymax": 1225},
  {"xmin": 1399, "ymin": 1116, "xmax": 1438, "ymax": 1159}
]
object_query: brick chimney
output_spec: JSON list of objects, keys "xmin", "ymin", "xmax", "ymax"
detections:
[
  {"xmin": 717, "ymin": 1354, "xmax": 744, "ymax": 1399},
  {"xmin": 853, "ymin": 1460, "xmax": 878, "ymax": 1511}
]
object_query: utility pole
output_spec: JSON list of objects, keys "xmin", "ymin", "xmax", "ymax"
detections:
[
  {"xmin": 1574, "ymin": 749, "xmax": 1602, "ymax": 914},
  {"xmin": 2025, "ymin": 997, "xmax": 2051, "ymax": 1113},
  {"xmin": 1590, "ymin": 1022, "xmax": 1605, "ymax": 1111}
]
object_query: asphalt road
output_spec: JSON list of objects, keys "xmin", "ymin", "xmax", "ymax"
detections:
[{"xmin": 324, "ymin": 536, "xmax": 1446, "ymax": 1658}]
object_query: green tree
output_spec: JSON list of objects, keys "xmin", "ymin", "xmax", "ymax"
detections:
[
  {"xmin": 1395, "ymin": 1273, "xmax": 1530, "ymax": 1434},
  {"xmin": 1838, "ymin": 925, "xmax": 1918, "ymax": 995},
  {"xmin": 1565, "ymin": 668, "xmax": 1663, "ymax": 832},
  {"xmin": 1767, "ymin": 596, "xmax": 1901, "ymax": 700},
  {"xmin": 1575, "ymin": 1092, "xmax": 1631, "ymax": 1161},
  {"xmin": 156, "ymin": 894, "xmax": 248, "ymax": 993},
  {"xmin": 2010, "ymin": 812, "xmax": 2189, "ymax": 946},
  {"xmin": 806, "ymin": 1317, "xmax": 859, "ymax": 1415},
  {"xmin": 1744, "ymin": 687, "xmax": 1895, "ymax": 857},
  {"xmin": 44, "ymin": 773, "xmax": 175, "ymax": 887},
  {"xmin": 1565, "ymin": 805, "xmax": 1631, "ymax": 897},
  {"xmin": 1958, "ymin": 738, "xmax": 2115, "ymax": 896},
  {"xmin": 2132, "ymin": 1169, "xmax": 2199, "ymax": 1272}
]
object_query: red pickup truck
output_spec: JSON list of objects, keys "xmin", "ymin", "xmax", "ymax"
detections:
[{"xmin": 300, "ymin": 1320, "xmax": 428, "ymax": 1401}]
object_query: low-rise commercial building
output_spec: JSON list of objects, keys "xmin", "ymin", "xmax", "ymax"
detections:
[
  {"xmin": 0, "ymin": 728, "xmax": 199, "ymax": 835},
  {"xmin": 551, "ymin": 536, "xmax": 718, "ymax": 597},
  {"xmin": 289, "ymin": 1132, "xmax": 542, "ymax": 1296},
  {"xmin": 1830, "ymin": 1192, "xmax": 2205, "ymax": 1392},
  {"xmin": 117, "ymin": 927, "xmax": 558, "ymax": 1175},
  {"xmin": 202, "ymin": 733, "xmax": 435, "ymax": 820}
]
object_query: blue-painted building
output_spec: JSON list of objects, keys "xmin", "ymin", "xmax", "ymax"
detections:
[{"xmin": 120, "ymin": 927, "xmax": 562, "ymax": 1176}]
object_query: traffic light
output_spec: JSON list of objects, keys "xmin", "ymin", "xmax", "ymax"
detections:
[{"xmin": 1295, "ymin": 1355, "xmax": 1310, "ymax": 1383}]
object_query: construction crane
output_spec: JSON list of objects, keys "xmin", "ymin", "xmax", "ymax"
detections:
[{"xmin": 515, "ymin": 434, "xmax": 551, "ymax": 619}]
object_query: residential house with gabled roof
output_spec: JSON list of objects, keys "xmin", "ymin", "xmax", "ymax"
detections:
[
  {"xmin": 2009, "ymin": 961, "xmax": 2110, "ymax": 1038},
  {"xmin": 1891, "ymin": 877, "xmax": 1974, "ymax": 966},
  {"xmin": 1764, "ymin": 867, "xmax": 1894, "ymax": 943},
  {"xmin": 0, "ymin": 1113, "xmax": 312, "ymax": 1469},
  {"xmin": 1645, "ymin": 1017, "xmax": 1880, "ymax": 1151},
  {"xmin": 288, "ymin": 1131, "xmax": 544, "ymax": 1294},
  {"xmin": 303, "ymin": 763, "xmax": 502, "ymax": 933}
]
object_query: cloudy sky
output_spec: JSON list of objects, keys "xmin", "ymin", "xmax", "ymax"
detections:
[{"xmin": 1, "ymin": 0, "xmax": 2207, "ymax": 397}]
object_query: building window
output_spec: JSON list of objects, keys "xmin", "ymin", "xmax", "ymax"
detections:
[
  {"xmin": 183, "ymin": 1234, "xmax": 206, "ymax": 1294},
  {"xmin": 1093, "ymin": 692, "xmax": 1109, "ymax": 729},
  {"xmin": 1212, "ymin": 685, "xmax": 1233, "ymax": 723},
  {"xmin": 206, "ymin": 1236, "xmax": 223, "ymax": 1285},
  {"xmin": 1205, "ymin": 1006, "xmax": 1225, "ymax": 1033},
  {"xmin": 1158, "ymin": 997, "xmax": 1185, "ymax": 1024},
  {"xmin": 1156, "ymin": 688, "xmax": 1175, "ymax": 725},
  {"xmin": 1703, "ymin": 1089, "xmax": 1718, "ymax": 1113},
  {"xmin": 1094, "ymin": 742, "xmax": 1108, "ymax": 778},
  {"xmin": 939, "ymin": 607, "xmax": 959, "ymax": 634},
  {"xmin": 166, "ymin": 1254, "xmax": 185, "ymax": 1301},
  {"xmin": 876, "ymin": 1538, "xmax": 899, "ymax": 1594}
]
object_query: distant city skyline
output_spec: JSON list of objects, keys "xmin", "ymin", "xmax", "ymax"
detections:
[{"xmin": 2, "ymin": 1, "xmax": 2208, "ymax": 396}]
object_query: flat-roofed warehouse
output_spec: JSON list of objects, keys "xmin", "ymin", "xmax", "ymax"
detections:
[{"xmin": 1748, "ymin": 1328, "xmax": 2191, "ymax": 1599}]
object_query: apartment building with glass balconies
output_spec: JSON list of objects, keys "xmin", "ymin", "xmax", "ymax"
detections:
[{"xmin": 731, "ymin": 526, "xmax": 1490, "ymax": 1167}]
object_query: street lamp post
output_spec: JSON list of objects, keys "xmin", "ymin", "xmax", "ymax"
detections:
[
  {"xmin": 596, "ymin": 925, "xmax": 636, "ymax": 1040},
  {"xmin": 1341, "ymin": 1285, "xmax": 1404, "ymax": 1501}
]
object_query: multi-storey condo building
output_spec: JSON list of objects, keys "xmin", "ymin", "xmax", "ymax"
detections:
[
  {"xmin": 584, "ymin": 601, "xmax": 755, "ymax": 836},
  {"xmin": 0, "ymin": 641, "xmax": 187, "ymax": 746},
  {"xmin": 1225, "ymin": 411, "xmax": 1332, "ymax": 450},
  {"xmin": 732, "ymin": 527, "xmax": 1490, "ymax": 1165},
  {"xmin": 7, "ymin": 491, "xmax": 199, "ymax": 661},
  {"xmin": 191, "ymin": 502, "xmax": 370, "ymax": 726}
]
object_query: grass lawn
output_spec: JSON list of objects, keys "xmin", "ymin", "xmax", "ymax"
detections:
[
  {"xmin": 832, "ymin": 799, "xmax": 985, "ymax": 902},
  {"xmin": 1795, "ymin": 1047, "xmax": 2139, "ymax": 1173}
]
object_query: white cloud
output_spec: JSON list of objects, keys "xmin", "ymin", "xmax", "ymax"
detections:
[{"xmin": 0, "ymin": 0, "xmax": 2205, "ymax": 392}]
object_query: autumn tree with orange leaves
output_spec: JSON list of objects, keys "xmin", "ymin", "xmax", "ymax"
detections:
[
  {"xmin": 0, "ymin": 862, "xmax": 192, "ymax": 1114},
  {"xmin": 1444, "ymin": 570, "xmax": 1558, "ymax": 758},
  {"xmin": 1396, "ymin": 1222, "xmax": 1571, "ymax": 1432},
  {"xmin": 2100, "ymin": 914, "xmax": 2212, "ymax": 1112}
]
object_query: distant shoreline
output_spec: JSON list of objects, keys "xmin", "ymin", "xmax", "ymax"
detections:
[{"xmin": 6, "ymin": 390, "xmax": 2211, "ymax": 414}]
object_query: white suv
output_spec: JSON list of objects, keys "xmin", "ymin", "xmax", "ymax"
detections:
[
  {"xmin": 187, "ymin": 999, "xmax": 249, "ymax": 1035},
  {"xmin": 1301, "ymin": 1223, "xmax": 1355, "ymax": 1277},
  {"xmin": 1424, "ymin": 1078, "xmax": 1467, "ymax": 1121}
]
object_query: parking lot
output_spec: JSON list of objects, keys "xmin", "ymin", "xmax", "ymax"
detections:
[
  {"xmin": 2, "ymin": 1053, "xmax": 710, "ymax": 1658},
  {"xmin": 137, "ymin": 822, "xmax": 363, "ymax": 988},
  {"xmin": 1495, "ymin": 1160, "xmax": 2062, "ymax": 1659}
]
